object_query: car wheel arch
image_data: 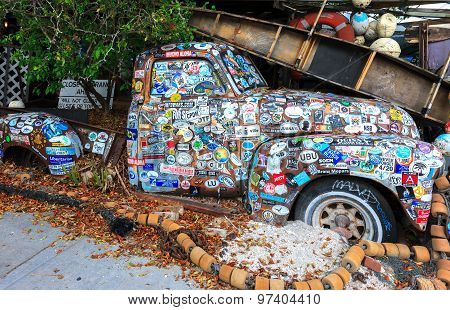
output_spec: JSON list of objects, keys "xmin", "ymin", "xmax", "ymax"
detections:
[{"xmin": 287, "ymin": 174, "xmax": 404, "ymax": 225}]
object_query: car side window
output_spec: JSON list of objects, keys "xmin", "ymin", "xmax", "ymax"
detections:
[{"xmin": 150, "ymin": 59, "xmax": 225, "ymax": 98}]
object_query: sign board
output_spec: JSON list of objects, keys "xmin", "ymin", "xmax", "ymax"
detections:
[{"xmin": 58, "ymin": 80, "xmax": 115, "ymax": 110}]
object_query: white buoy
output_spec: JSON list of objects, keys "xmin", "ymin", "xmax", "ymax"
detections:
[
  {"xmin": 355, "ymin": 36, "xmax": 366, "ymax": 45},
  {"xmin": 370, "ymin": 38, "xmax": 401, "ymax": 57},
  {"xmin": 351, "ymin": 12, "xmax": 370, "ymax": 36},
  {"xmin": 352, "ymin": 0, "xmax": 372, "ymax": 9},
  {"xmin": 364, "ymin": 20, "xmax": 378, "ymax": 41},
  {"xmin": 8, "ymin": 100, "xmax": 25, "ymax": 108},
  {"xmin": 433, "ymin": 134, "xmax": 450, "ymax": 156},
  {"xmin": 377, "ymin": 13, "xmax": 397, "ymax": 38}
]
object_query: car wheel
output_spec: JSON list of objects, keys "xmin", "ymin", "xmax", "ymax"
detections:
[{"xmin": 294, "ymin": 177, "xmax": 397, "ymax": 242}]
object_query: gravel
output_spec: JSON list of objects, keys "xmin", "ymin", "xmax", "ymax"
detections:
[{"xmin": 220, "ymin": 220, "xmax": 394, "ymax": 289}]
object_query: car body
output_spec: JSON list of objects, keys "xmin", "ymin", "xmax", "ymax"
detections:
[
  {"xmin": 0, "ymin": 112, "xmax": 83, "ymax": 175},
  {"xmin": 126, "ymin": 42, "xmax": 445, "ymax": 240}
]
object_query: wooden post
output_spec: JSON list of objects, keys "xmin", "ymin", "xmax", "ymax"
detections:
[
  {"xmin": 419, "ymin": 21, "xmax": 429, "ymax": 70},
  {"xmin": 294, "ymin": 0, "xmax": 328, "ymax": 68},
  {"xmin": 423, "ymin": 52, "xmax": 450, "ymax": 117}
]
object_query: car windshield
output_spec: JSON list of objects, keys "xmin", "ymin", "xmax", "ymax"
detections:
[{"xmin": 220, "ymin": 49, "xmax": 266, "ymax": 92}]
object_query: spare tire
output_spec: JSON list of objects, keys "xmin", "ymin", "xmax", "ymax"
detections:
[{"xmin": 293, "ymin": 177, "xmax": 397, "ymax": 242}]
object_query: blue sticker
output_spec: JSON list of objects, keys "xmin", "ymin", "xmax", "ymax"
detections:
[
  {"xmin": 45, "ymin": 147, "xmax": 76, "ymax": 156},
  {"xmin": 248, "ymin": 191, "xmax": 259, "ymax": 202},
  {"xmin": 321, "ymin": 147, "xmax": 343, "ymax": 165},
  {"xmin": 395, "ymin": 163, "xmax": 410, "ymax": 173},
  {"xmin": 149, "ymin": 178, "xmax": 178, "ymax": 188},
  {"xmin": 395, "ymin": 146, "xmax": 411, "ymax": 159},
  {"xmin": 293, "ymin": 171, "xmax": 311, "ymax": 186},
  {"xmin": 143, "ymin": 163, "xmax": 155, "ymax": 171},
  {"xmin": 126, "ymin": 128, "xmax": 138, "ymax": 141},
  {"xmin": 260, "ymin": 192, "xmax": 286, "ymax": 203},
  {"xmin": 48, "ymin": 155, "xmax": 73, "ymax": 165}
]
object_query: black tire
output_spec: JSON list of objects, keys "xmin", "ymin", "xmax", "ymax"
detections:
[{"xmin": 294, "ymin": 177, "xmax": 398, "ymax": 242}]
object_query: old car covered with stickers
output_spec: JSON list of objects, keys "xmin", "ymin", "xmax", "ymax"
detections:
[
  {"xmin": 126, "ymin": 42, "xmax": 445, "ymax": 242},
  {"xmin": 0, "ymin": 112, "xmax": 83, "ymax": 175}
]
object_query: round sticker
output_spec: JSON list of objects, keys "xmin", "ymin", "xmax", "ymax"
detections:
[
  {"xmin": 176, "ymin": 152, "xmax": 193, "ymax": 166},
  {"xmin": 166, "ymin": 154, "xmax": 176, "ymax": 165},
  {"xmin": 181, "ymin": 180, "xmax": 191, "ymax": 190},
  {"xmin": 395, "ymin": 146, "xmax": 412, "ymax": 159},
  {"xmin": 97, "ymin": 132, "xmax": 108, "ymax": 143},
  {"xmin": 262, "ymin": 210, "xmax": 274, "ymax": 222},
  {"xmin": 259, "ymin": 113, "xmax": 271, "ymax": 125},
  {"xmin": 140, "ymin": 171, "xmax": 150, "ymax": 182},
  {"xmin": 242, "ymin": 141, "xmax": 254, "ymax": 150},
  {"xmin": 21, "ymin": 125, "xmax": 33, "ymax": 134},
  {"xmin": 88, "ymin": 132, "xmax": 98, "ymax": 142},
  {"xmin": 263, "ymin": 183, "xmax": 275, "ymax": 194},
  {"xmin": 272, "ymin": 205, "xmax": 289, "ymax": 216},
  {"xmin": 213, "ymin": 147, "xmax": 230, "ymax": 163},
  {"xmin": 192, "ymin": 139, "xmax": 203, "ymax": 151},
  {"xmin": 194, "ymin": 43, "xmax": 212, "ymax": 50}
]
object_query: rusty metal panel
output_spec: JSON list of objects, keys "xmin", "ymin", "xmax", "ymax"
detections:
[
  {"xmin": 360, "ymin": 56, "xmax": 447, "ymax": 119},
  {"xmin": 271, "ymin": 28, "xmax": 306, "ymax": 65},
  {"xmin": 306, "ymin": 39, "xmax": 370, "ymax": 87}
]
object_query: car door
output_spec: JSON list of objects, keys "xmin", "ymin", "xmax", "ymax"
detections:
[{"xmin": 138, "ymin": 56, "xmax": 236, "ymax": 196}]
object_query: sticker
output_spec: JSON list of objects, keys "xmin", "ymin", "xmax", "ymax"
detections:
[
  {"xmin": 264, "ymin": 182, "xmax": 276, "ymax": 194},
  {"xmin": 134, "ymin": 70, "xmax": 145, "ymax": 78},
  {"xmin": 49, "ymin": 135, "xmax": 72, "ymax": 147},
  {"xmin": 260, "ymin": 192, "xmax": 286, "ymax": 203},
  {"xmin": 88, "ymin": 132, "xmax": 98, "ymax": 142},
  {"xmin": 213, "ymin": 147, "xmax": 230, "ymax": 163},
  {"xmin": 21, "ymin": 125, "xmax": 33, "ymax": 134},
  {"xmin": 280, "ymin": 122, "xmax": 299, "ymax": 134},
  {"xmin": 219, "ymin": 175, "xmax": 235, "ymax": 188},
  {"xmin": 205, "ymin": 179, "xmax": 219, "ymax": 188},
  {"xmin": 176, "ymin": 152, "xmax": 193, "ymax": 166},
  {"xmin": 284, "ymin": 106, "xmax": 302, "ymax": 118},
  {"xmin": 181, "ymin": 180, "xmax": 191, "ymax": 190},
  {"xmin": 45, "ymin": 147, "xmax": 76, "ymax": 156},
  {"xmin": 160, "ymin": 163, "xmax": 195, "ymax": 176},
  {"xmin": 299, "ymin": 150, "xmax": 319, "ymax": 164},
  {"xmin": 272, "ymin": 205, "xmax": 289, "ymax": 216},
  {"xmin": 293, "ymin": 171, "xmax": 311, "ymax": 187},
  {"xmin": 262, "ymin": 210, "xmax": 274, "ymax": 222},
  {"xmin": 242, "ymin": 141, "xmax": 255, "ymax": 150},
  {"xmin": 402, "ymin": 172, "xmax": 418, "ymax": 186}
]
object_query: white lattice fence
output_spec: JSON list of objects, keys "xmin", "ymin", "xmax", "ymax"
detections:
[{"xmin": 0, "ymin": 46, "xmax": 28, "ymax": 106}]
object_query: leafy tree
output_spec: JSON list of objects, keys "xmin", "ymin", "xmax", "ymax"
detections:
[{"xmin": 0, "ymin": 0, "xmax": 194, "ymax": 110}]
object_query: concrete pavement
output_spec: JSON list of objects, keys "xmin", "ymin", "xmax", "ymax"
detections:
[{"xmin": 0, "ymin": 212, "xmax": 196, "ymax": 289}]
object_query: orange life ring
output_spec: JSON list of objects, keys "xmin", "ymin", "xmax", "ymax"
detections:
[{"xmin": 289, "ymin": 11, "xmax": 355, "ymax": 42}]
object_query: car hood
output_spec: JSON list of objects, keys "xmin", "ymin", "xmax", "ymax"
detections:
[{"xmin": 246, "ymin": 88, "xmax": 420, "ymax": 140}]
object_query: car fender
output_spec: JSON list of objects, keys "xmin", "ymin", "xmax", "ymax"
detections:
[
  {"xmin": 0, "ymin": 112, "xmax": 83, "ymax": 175},
  {"xmin": 246, "ymin": 134, "xmax": 444, "ymax": 231}
]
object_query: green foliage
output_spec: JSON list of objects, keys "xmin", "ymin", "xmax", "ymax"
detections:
[
  {"xmin": 65, "ymin": 165, "xmax": 81, "ymax": 186},
  {"xmin": 91, "ymin": 166, "xmax": 111, "ymax": 193},
  {"xmin": 0, "ymin": 0, "xmax": 194, "ymax": 109}
]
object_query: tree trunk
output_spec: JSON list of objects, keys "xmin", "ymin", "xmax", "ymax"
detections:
[{"xmin": 77, "ymin": 78, "xmax": 108, "ymax": 110}]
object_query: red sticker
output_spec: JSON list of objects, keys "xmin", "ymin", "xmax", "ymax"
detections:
[
  {"xmin": 401, "ymin": 172, "xmax": 418, "ymax": 186},
  {"xmin": 272, "ymin": 173, "xmax": 286, "ymax": 185}
]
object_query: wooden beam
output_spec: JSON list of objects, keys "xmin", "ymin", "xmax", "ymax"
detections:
[
  {"xmin": 267, "ymin": 26, "xmax": 282, "ymax": 58},
  {"xmin": 406, "ymin": 25, "xmax": 450, "ymax": 44},
  {"xmin": 355, "ymin": 51, "xmax": 376, "ymax": 90}
]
